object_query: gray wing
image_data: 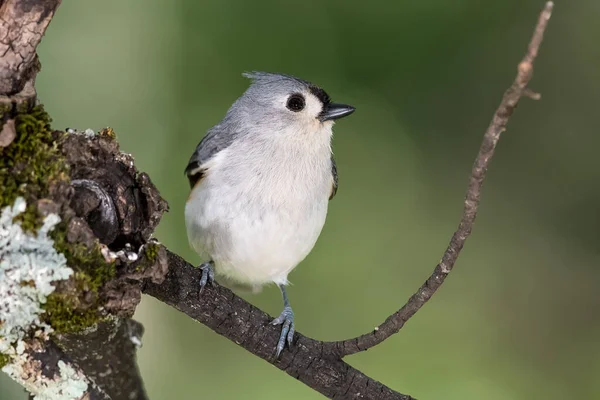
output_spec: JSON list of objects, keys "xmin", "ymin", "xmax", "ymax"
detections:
[
  {"xmin": 185, "ymin": 125, "xmax": 236, "ymax": 188},
  {"xmin": 329, "ymin": 156, "xmax": 338, "ymax": 200}
]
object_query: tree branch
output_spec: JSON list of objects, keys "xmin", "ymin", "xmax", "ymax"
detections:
[
  {"xmin": 7, "ymin": 337, "xmax": 108, "ymax": 400},
  {"xmin": 143, "ymin": 251, "xmax": 415, "ymax": 400},
  {"xmin": 0, "ymin": 0, "xmax": 62, "ymax": 97},
  {"xmin": 53, "ymin": 319, "xmax": 148, "ymax": 400}
]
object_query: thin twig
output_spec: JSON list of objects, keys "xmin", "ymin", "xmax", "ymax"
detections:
[{"xmin": 327, "ymin": 1, "xmax": 554, "ymax": 357}]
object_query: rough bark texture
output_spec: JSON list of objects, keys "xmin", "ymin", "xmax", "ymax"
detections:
[
  {"xmin": 55, "ymin": 320, "xmax": 146, "ymax": 400},
  {"xmin": 13, "ymin": 339, "xmax": 107, "ymax": 399},
  {"xmin": 0, "ymin": 0, "xmax": 61, "ymax": 96},
  {"xmin": 47, "ymin": 130, "xmax": 169, "ymax": 399},
  {"xmin": 63, "ymin": 131, "xmax": 168, "ymax": 250},
  {"xmin": 143, "ymin": 251, "xmax": 415, "ymax": 400},
  {"xmin": 0, "ymin": 2, "xmax": 165, "ymax": 398}
]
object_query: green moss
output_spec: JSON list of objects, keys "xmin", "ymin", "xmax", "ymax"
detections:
[
  {"xmin": 0, "ymin": 105, "xmax": 117, "ymax": 335},
  {"xmin": 0, "ymin": 353, "xmax": 10, "ymax": 369},
  {"xmin": 13, "ymin": 204, "xmax": 43, "ymax": 232},
  {"xmin": 0, "ymin": 105, "xmax": 68, "ymax": 233},
  {"xmin": 99, "ymin": 127, "xmax": 116, "ymax": 140},
  {"xmin": 144, "ymin": 242, "xmax": 160, "ymax": 263},
  {"xmin": 51, "ymin": 226, "xmax": 116, "ymax": 292},
  {"xmin": 44, "ymin": 226, "xmax": 116, "ymax": 334},
  {"xmin": 134, "ymin": 241, "xmax": 162, "ymax": 272},
  {"xmin": 43, "ymin": 293, "xmax": 103, "ymax": 334}
]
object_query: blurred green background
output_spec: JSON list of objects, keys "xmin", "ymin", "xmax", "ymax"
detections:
[{"xmin": 2, "ymin": 1, "xmax": 599, "ymax": 399}]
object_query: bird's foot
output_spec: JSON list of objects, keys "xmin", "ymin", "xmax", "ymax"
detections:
[
  {"xmin": 270, "ymin": 305, "xmax": 295, "ymax": 357},
  {"xmin": 198, "ymin": 261, "xmax": 215, "ymax": 295}
]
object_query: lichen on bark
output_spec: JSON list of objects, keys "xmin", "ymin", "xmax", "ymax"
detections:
[
  {"xmin": 0, "ymin": 104, "xmax": 117, "ymax": 340},
  {"xmin": 0, "ymin": 197, "xmax": 72, "ymax": 364},
  {"xmin": 1, "ymin": 97, "xmax": 167, "ymax": 399}
]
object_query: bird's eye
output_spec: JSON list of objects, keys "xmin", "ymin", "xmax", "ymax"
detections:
[{"xmin": 286, "ymin": 94, "xmax": 305, "ymax": 112}]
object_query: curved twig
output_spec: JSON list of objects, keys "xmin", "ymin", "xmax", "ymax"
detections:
[{"xmin": 326, "ymin": 1, "xmax": 554, "ymax": 357}]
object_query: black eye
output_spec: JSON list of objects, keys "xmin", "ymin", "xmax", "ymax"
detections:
[{"xmin": 286, "ymin": 94, "xmax": 305, "ymax": 112}]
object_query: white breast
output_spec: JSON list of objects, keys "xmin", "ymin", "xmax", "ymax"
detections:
[{"xmin": 185, "ymin": 127, "xmax": 334, "ymax": 289}]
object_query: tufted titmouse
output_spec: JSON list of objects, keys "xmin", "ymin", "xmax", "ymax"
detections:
[{"xmin": 184, "ymin": 72, "xmax": 355, "ymax": 356}]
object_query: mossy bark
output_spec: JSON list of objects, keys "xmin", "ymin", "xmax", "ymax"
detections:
[
  {"xmin": 0, "ymin": 104, "xmax": 116, "ymax": 334},
  {"xmin": 0, "ymin": 2, "xmax": 170, "ymax": 398},
  {"xmin": 0, "ymin": 353, "xmax": 9, "ymax": 369},
  {"xmin": 1, "ymin": 101, "xmax": 167, "ymax": 400},
  {"xmin": 0, "ymin": 105, "xmax": 68, "ymax": 230}
]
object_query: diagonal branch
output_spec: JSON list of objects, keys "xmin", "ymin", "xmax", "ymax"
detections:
[
  {"xmin": 326, "ymin": 1, "xmax": 554, "ymax": 357},
  {"xmin": 143, "ymin": 251, "xmax": 415, "ymax": 400}
]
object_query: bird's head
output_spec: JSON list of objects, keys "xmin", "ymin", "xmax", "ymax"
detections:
[{"xmin": 230, "ymin": 72, "xmax": 355, "ymax": 138}]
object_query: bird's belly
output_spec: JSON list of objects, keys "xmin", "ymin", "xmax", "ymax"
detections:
[{"xmin": 185, "ymin": 185, "xmax": 328, "ymax": 287}]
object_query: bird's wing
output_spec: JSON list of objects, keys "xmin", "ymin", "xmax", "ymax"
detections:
[
  {"xmin": 329, "ymin": 156, "xmax": 338, "ymax": 200},
  {"xmin": 184, "ymin": 125, "xmax": 236, "ymax": 189}
]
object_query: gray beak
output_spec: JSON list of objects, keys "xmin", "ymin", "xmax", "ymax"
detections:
[{"xmin": 319, "ymin": 103, "xmax": 355, "ymax": 122}]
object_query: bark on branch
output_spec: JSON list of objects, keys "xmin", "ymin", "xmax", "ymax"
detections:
[
  {"xmin": 0, "ymin": 0, "xmax": 61, "ymax": 97},
  {"xmin": 0, "ymin": 1, "xmax": 554, "ymax": 399},
  {"xmin": 143, "ymin": 251, "xmax": 414, "ymax": 400}
]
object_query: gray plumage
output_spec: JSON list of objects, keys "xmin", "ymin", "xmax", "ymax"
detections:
[
  {"xmin": 184, "ymin": 71, "xmax": 354, "ymax": 357},
  {"xmin": 185, "ymin": 72, "xmax": 339, "ymax": 192}
]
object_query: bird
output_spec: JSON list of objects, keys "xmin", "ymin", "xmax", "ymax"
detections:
[{"xmin": 184, "ymin": 71, "xmax": 355, "ymax": 357}]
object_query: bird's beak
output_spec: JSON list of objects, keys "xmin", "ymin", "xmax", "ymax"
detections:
[{"xmin": 319, "ymin": 103, "xmax": 355, "ymax": 122}]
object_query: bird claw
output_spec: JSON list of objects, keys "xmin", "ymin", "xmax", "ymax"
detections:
[
  {"xmin": 198, "ymin": 262, "xmax": 215, "ymax": 295},
  {"xmin": 271, "ymin": 306, "xmax": 295, "ymax": 357}
]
